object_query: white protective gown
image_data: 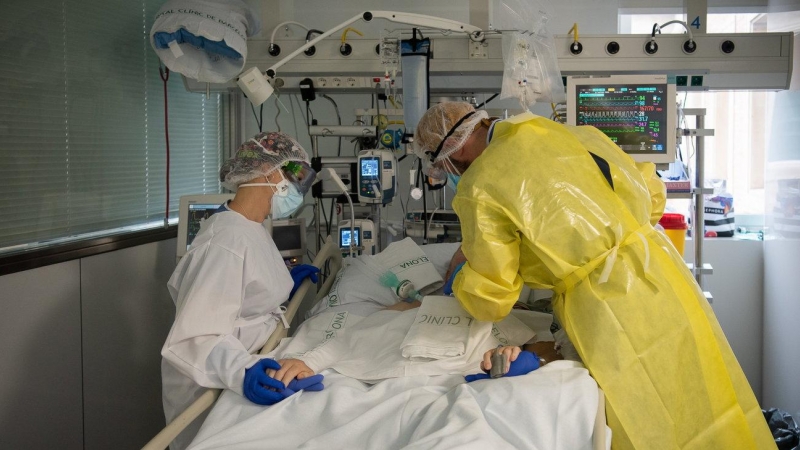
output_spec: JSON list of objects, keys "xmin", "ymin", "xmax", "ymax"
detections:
[{"xmin": 161, "ymin": 210, "xmax": 293, "ymax": 450}]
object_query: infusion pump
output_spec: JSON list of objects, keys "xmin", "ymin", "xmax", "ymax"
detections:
[
  {"xmin": 338, "ymin": 219, "xmax": 376, "ymax": 256},
  {"xmin": 357, "ymin": 149, "xmax": 396, "ymax": 204}
]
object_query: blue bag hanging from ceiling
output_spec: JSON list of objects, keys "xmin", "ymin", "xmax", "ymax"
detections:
[{"xmin": 150, "ymin": 0, "xmax": 260, "ymax": 83}]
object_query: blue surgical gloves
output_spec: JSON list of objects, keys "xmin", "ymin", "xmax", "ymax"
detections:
[
  {"xmin": 443, "ymin": 261, "xmax": 466, "ymax": 296},
  {"xmin": 282, "ymin": 374, "xmax": 325, "ymax": 396},
  {"xmin": 243, "ymin": 359, "xmax": 287, "ymax": 405},
  {"xmin": 289, "ymin": 264, "xmax": 320, "ymax": 298},
  {"xmin": 464, "ymin": 350, "xmax": 542, "ymax": 382},
  {"xmin": 243, "ymin": 358, "xmax": 325, "ymax": 405}
]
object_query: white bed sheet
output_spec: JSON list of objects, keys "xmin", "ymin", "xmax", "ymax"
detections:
[
  {"xmin": 186, "ymin": 243, "xmax": 602, "ymax": 449},
  {"xmin": 188, "ymin": 360, "xmax": 602, "ymax": 450}
]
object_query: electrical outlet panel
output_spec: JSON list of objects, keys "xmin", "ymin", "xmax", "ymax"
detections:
[{"xmin": 311, "ymin": 76, "xmax": 372, "ymax": 89}]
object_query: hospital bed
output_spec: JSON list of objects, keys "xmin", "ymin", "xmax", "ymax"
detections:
[{"xmin": 143, "ymin": 236, "xmax": 609, "ymax": 450}]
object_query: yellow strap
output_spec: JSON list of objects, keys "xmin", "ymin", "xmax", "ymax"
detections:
[{"xmin": 554, "ymin": 223, "xmax": 653, "ymax": 294}]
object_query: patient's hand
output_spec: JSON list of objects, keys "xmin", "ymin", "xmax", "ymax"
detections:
[
  {"xmin": 267, "ymin": 358, "xmax": 315, "ymax": 386},
  {"xmin": 523, "ymin": 341, "xmax": 564, "ymax": 365},
  {"xmin": 481, "ymin": 346, "xmax": 522, "ymax": 373},
  {"xmin": 385, "ymin": 300, "xmax": 421, "ymax": 311},
  {"xmin": 444, "ymin": 246, "xmax": 467, "ymax": 282}
]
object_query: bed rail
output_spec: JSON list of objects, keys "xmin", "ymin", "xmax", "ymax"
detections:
[
  {"xmin": 258, "ymin": 236, "xmax": 343, "ymax": 354},
  {"xmin": 592, "ymin": 387, "xmax": 608, "ymax": 450},
  {"xmin": 142, "ymin": 236, "xmax": 343, "ymax": 450}
]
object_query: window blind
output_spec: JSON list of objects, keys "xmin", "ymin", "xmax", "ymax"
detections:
[{"xmin": 0, "ymin": 0, "xmax": 223, "ymax": 251}]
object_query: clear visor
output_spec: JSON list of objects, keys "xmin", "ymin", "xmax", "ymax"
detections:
[
  {"xmin": 421, "ymin": 155, "xmax": 462, "ymax": 180},
  {"xmin": 282, "ymin": 161, "xmax": 316, "ymax": 196},
  {"xmin": 421, "ymin": 157, "xmax": 447, "ymax": 181}
]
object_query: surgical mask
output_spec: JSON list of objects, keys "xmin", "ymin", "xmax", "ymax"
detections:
[
  {"xmin": 239, "ymin": 171, "xmax": 304, "ymax": 219},
  {"xmin": 270, "ymin": 181, "xmax": 304, "ymax": 219},
  {"xmin": 446, "ymin": 173, "xmax": 461, "ymax": 192}
]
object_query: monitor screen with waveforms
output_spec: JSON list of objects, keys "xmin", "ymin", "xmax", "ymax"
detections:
[{"xmin": 567, "ymin": 75, "xmax": 676, "ymax": 164}]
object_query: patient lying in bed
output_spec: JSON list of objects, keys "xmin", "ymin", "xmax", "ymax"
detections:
[
  {"xmin": 271, "ymin": 239, "xmax": 565, "ymax": 384},
  {"xmin": 186, "ymin": 240, "xmax": 603, "ymax": 450}
]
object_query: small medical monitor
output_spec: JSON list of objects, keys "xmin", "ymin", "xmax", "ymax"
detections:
[
  {"xmin": 272, "ymin": 218, "xmax": 306, "ymax": 259},
  {"xmin": 176, "ymin": 194, "xmax": 234, "ymax": 262},
  {"xmin": 339, "ymin": 227, "xmax": 361, "ymax": 248},
  {"xmin": 360, "ymin": 157, "xmax": 380, "ymax": 179},
  {"xmin": 566, "ymin": 74, "xmax": 676, "ymax": 164}
]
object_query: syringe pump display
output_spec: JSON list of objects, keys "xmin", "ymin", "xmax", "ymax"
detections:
[
  {"xmin": 340, "ymin": 227, "xmax": 360, "ymax": 248},
  {"xmin": 361, "ymin": 158, "xmax": 379, "ymax": 177}
]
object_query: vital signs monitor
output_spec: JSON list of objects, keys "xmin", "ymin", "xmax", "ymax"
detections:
[{"xmin": 566, "ymin": 74, "xmax": 676, "ymax": 164}]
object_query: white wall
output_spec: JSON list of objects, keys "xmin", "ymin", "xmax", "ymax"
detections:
[
  {"xmin": 763, "ymin": 239, "xmax": 800, "ymax": 419},
  {"xmin": 0, "ymin": 261, "xmax": 83, "ymax": 450}
]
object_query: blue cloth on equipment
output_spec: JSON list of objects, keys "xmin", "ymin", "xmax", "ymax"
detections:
[
  {"xmin": 243, "ymin": 359, "xmax": 288, "ymax": 405},
  {"xmin": 443, "ymin": 261, "xmax": 466, "ymax": 296},
  {"xmin": 290, "ymin": 264, "xmax": 320, "ymax": 298},
  {"xmin": 153, "ymin": 29, "xmax": 242, "ymax": 59},
  {"xmin": 464, "ymin": 351, "xmax": 541, "ymax": 382}
]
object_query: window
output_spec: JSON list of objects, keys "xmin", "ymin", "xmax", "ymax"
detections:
[
  {"xmin": 620, "ymin": 13, "xmax": 767, "ymax": 216},
  {"xmin": 0, "ymin": 1, "xmax": 224, "ymax": 253}
]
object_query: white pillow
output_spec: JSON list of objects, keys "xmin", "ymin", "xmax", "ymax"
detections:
[
  {"xmin": 306, "ymin": 241, "xmax": 535, "ymax": 319},
  {"xmin": 306, "ymin": 240, "xmax": 448, "ymax": 319},
  {"xmin": 418, "ymin": 243, "xmax": 462, "ymax": 278}
]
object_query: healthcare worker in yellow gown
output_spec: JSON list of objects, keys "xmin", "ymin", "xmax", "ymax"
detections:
[{"xmin": 413, "ymin": 102, "xmax": 774, "ymax": 450}]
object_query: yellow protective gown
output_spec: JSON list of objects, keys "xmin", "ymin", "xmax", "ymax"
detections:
[{"xmin": 451, "ymin": 113, "xmax": 774, "ymax": 449}]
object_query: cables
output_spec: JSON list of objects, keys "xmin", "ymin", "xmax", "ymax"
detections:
[
  {"xmin": 269, "ymin": 21, "xmax": 310, "ymax": 56},
  {"xmin": 273, "ymin": 91, "xmax": 281, "ymax": 132},
  {"xmin": 568, "ymin": 23, "xmax": 579, "ymax": 45},
  {"xmin": 305, "ymin": 29, "xmax": 324, "ymax": 41},
  {"xmin": 327, "ymin": 198, "xmax": 335, "ymax": 236},
  {"xmin": 550, "ymin": 102, "xmax": 567, "ymax": 123},
  {"xmin": 290, "ymin": 94, "xmax": 310, "ymax": 136},
  {"xmin": 251, "ymin": 102, "xmax": 264, "ymax": 132},
  {"xmin": 340, "ymin": 27, "xmax": 363, "ymax": 55},
  {"xmin": 320, "ymin": 94, "xmax": 342, "ymax": 156},
  {"xmin": 159, "ymin": 65, "xmax": 170, "ymax": 227},
  {"xmin": 288, "ymin": 94, "xmax": 300, "ymax": 138},
  {"xmin": 649, "ymin": 20, "xmax": 695, "ymax": 54},
  {"xmin": 476, "ymin": 93, "xmax": 499, "ymax": 109},
  {"xmin": 658, "ymin": 20, "xmax": 694, "ymax": 43}
]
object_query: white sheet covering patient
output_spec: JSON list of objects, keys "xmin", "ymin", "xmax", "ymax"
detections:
[
  {"xmin": 272, "ymin": 296, "xmax": 535, "ymax": 382},
  {"xmin": 185, "ymin": 243, "xmax": 600, "ymax": 450}
]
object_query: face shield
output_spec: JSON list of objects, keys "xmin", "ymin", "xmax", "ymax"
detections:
[
  {"xmin": 420, "ymin": 110, "xmax": 487, "ymax": 180},
  {"xmin": 282, "ymin": 160, "xmax": 316, "ymax": 196}
]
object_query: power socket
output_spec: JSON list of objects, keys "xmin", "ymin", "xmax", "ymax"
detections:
[{"xmin": 304, "ymin": 77, "xmax": 372, "ymax": 89}]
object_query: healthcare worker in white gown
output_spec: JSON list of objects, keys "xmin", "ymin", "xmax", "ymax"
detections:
[{"xmin": 161, "ymin": 132, "xmax": 322, "ymax": 450}]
